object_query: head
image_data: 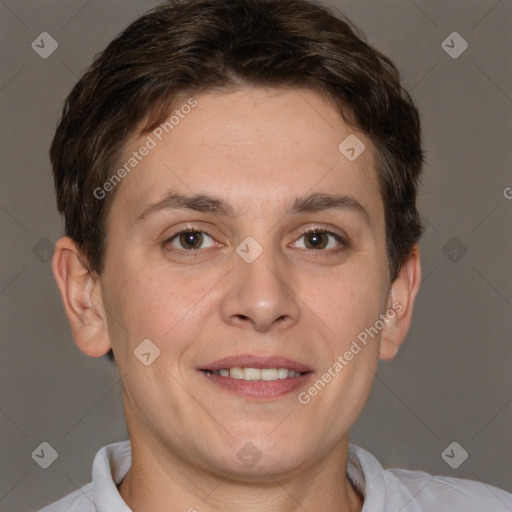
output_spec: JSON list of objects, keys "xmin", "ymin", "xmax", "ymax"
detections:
[{"xmin": 51, "ymin": 0, "xmax": 423, "ymax": 479}]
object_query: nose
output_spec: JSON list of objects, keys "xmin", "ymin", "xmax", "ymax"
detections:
[{"xmin": 219, "ymin": 243, "xmax": 301, "ymax": 332}]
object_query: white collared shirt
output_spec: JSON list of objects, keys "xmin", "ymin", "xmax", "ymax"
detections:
[{"xmin": 37, "ymin": 440, "xmax": 512, "ymax": 511}]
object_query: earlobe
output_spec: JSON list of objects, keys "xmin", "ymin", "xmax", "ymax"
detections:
[
  {"xmin": 52, "ymin": 236, "xmax": 111, "ymax": 357},
  {"xmin": 379, "ymin": 245, "xmax": 422, "ymax": 361}
]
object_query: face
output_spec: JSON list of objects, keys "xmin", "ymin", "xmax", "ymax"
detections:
[{"xmin": 99, "ymin": 87, "xmax": 393, "ymax": 476}]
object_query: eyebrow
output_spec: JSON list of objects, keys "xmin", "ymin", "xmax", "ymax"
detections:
[{"xmin": 135, "ymin": 191, "xmax": 370, "ymax": 225}]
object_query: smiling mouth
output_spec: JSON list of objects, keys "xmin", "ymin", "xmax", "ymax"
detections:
[
  {"xmin": 202, "ymin": 367, "xmax": 306, "ymax": 381},
  {"xmin": 198, "ymin": 355, "xmax": 313, "ymax": 398},
  {"xmin": 200, "ymin": 367, "xmax": 312, "ymax": 399}
]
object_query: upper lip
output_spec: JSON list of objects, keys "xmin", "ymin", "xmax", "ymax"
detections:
[{"xmin": 199, "ymin": 354, "xmax": 312, "ymax": 373}]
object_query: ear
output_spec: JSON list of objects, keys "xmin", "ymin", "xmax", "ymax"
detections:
[
  {"xmin": 52, "ymin": 236, "xmax": 111, "ymax": 357},
  {"xmin": 379, "ymin": 244, "xmax": 421, "ymax": 361}
]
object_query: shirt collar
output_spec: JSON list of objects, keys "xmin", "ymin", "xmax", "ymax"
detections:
[
  {"xmin": 346, "ymin": 443, "xmax": 386, "ymax": 511},
  {"xmin": 91, "ymin": 440, "xmax": 381, "ymax": 510},
  {"xmin": 93, "ymin": 440, "xmax": 132, "ymax": 511}
]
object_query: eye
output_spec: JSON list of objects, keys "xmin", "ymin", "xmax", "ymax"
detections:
[
  {"xmin": 292, "ymin": 229, "xmax": 344, "ymax": 251},
  {"xmin": 166, "ymin": 229, "xmax": 216, "ymax": 251}
]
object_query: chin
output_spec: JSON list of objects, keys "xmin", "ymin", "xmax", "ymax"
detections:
[{"xmin": 204, "ymin": 434, "xmax": 313, "ymax": 477}]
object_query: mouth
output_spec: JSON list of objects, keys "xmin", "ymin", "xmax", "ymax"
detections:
[
  {"xmin": 202, "ymin": 367, "xmax": 305, "ymax": 380},
  {"xmin": 198, "ymin": 354, "xmax": 313, "ymax": 399}
]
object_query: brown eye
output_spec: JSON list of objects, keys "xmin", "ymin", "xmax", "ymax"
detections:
[
  {"xmin": 292, "ymin": 230, "xmax": 344, "ymax": 251},
  {"xmin": 304, "ymin": 232, "xmax": 329, "ymax": 249},
  {"xmin": 179, "ymin": 231, "xmax": 203, "ymax": 249},
  {"xmin": 167, "ymin": 230, "xmax": 215, "ymax": 251}
]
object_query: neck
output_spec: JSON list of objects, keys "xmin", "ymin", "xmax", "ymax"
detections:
[{"xmin": 118, "ymin": 435, "xmax": 363, "ymax": 512}]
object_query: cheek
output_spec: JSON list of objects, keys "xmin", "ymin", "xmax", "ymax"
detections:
[
  {"xmin": 303, "ymin": 260, "xmax": 389, "ymax": 353},
  {"xmin": 101, "ymin": 259, "xmax": 222, "ymax": 358},
  {"xmin": 296, "ymin": 269, "xmax": 386, "ymax": 433}
]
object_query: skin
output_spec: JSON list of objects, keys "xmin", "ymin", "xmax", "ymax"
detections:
[{"xmin": 52, "ymin": 87, "xmax": 421, "ymax": 512}]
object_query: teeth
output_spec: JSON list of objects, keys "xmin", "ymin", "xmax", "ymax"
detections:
[
  {"xmin": 211, "ymin": 367, "xmax": 303, "ymax": 381},
  {"xmin": 243, "ymin": 368, "xmax": 261, "ymax": 381},
  {"xmin": 277, "ymin": 368, "xmax": 289, "ymax": 379},
  {"xmin": 261, "ymin": 368, "xmax": 278, "ymax": 381},
  {"xmin": 229, "ymin": 367, "xmax": 244, "ymax": 379}
]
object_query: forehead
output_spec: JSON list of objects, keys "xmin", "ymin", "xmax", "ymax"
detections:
[{"xmin": 107, "ymin": 87, "xmax": 383, "ymax": 227}]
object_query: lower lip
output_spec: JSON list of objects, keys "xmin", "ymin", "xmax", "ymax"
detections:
[{"xmin": 201, "ymin": 371, "xmax": 313, "ymax": 399}]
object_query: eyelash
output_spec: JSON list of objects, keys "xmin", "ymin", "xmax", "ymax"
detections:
[
  {"xmin": 163, "ymin": 225, "xmax": 346, "ymax": 255},
  {"xmin": 296, "ymin": 227, "xmax": 346, "ymax": 251}
]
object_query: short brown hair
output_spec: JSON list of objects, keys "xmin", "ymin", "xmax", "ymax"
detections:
[{"xmin": 51, "ymin": 0, "xmax": 424, "ymax": 284}]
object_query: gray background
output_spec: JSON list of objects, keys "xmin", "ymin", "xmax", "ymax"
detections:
[{"xmin": 0, "ymin": 0, "xmax": 511, "ymax": 510}]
